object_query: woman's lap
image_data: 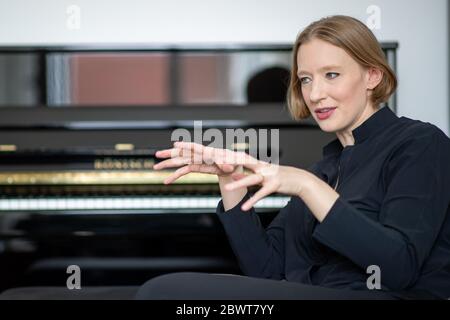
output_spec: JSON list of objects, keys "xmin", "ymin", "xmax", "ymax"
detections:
[{"xmin": 135, "ymin": 272, "xmax": 396, "ymax": 300}]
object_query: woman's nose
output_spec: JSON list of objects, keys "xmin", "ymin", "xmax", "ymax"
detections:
[{"xmin": 309, "ymin": 80, "xmax": 327, "ymax": 103}]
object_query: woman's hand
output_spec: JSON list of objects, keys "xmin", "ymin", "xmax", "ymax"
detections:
[
  {"xmin": 154, "ymin": 141, "xmax": 318, "ymax": 214},
  {"xmin": 224, "ymin": 161, "xmax": 309, "ymax": 211},
  {"xmin": 153, "ymin": 141, "xmax": 242, "ymax": 184},
  {"xmin": 226, "ymin": 159, "xmax": 340, "ymax": 222}
]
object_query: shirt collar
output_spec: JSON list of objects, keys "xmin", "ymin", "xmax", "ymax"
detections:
[{"xmin": 322, "ymin": 106, "xmax": 398, "ymax": 157}]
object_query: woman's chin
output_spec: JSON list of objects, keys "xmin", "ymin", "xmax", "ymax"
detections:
[{"xmin": 317, "ymin": 122, "xmax": 339, "ymax": 133}]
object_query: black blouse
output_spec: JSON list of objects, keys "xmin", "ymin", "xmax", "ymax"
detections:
[{"xmin": 216, "ymin": 106, "xmax": 450, "ymax": 299}]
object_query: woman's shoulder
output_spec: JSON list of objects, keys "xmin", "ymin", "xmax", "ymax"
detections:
[
  {"xmin": 383, "ymin": 116, "xmax": 450, "ymax": 172},
  {"xmin": 395, "ymin": 115, "xmax": 450, "ymax": 147},
  {"xmin": 380, "ymin": 117, "xmax": 450, "ymax": 195}
]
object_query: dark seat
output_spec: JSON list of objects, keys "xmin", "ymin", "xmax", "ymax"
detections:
[
  {"xmin": 0, "ymin": 286, "xmax": 139, "ymax": 300},
  {"xmin": 0, "ymin": 256, "xmax": 239, "ymax": 299}
]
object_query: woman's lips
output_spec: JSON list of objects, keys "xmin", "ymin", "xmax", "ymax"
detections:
[{"xmin": 315, "ymin": 107, "xmax": 337, "ymax": 120}]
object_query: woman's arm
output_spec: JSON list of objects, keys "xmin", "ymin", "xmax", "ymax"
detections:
[
  {"xmin": 216, "ymin": 192, "xmax": 294, "ymax": 279},
  {"xmin": 292, "ymin": 170, "xmax": 339, "ymax": 222},
  {"xmin": 218, "ymin": 166, "xmax": 248, "ymax": 211}
]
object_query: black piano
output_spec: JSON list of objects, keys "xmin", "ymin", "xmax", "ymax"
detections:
[{"xmin": 0, "ymin": 44, "xmax": 396, "ymax": 298}]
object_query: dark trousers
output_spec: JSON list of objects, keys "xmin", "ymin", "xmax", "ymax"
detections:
[{"xmin": 135, "ymin": 272, "xmax": 396, "ymax": 300}]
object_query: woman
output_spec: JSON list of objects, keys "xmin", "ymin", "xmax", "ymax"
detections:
[{"xmin": 136, "ymin": 15, "xmax": 450, "ymax": 300}]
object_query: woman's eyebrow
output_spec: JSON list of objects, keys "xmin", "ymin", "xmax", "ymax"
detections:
[
  {"xmin": 320, "ymin": 65, "xmax": 342, "ymax": 71},
  {"xmin": 297, "ymin": 65, "xmax": 342, "ymax": 76}
]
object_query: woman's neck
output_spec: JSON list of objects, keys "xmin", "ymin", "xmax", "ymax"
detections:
[{"xmin": 335, "ymin": 104, "xmax": 378, "ymax": 147}]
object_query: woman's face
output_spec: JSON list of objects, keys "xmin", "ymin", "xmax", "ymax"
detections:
[{"xmin": 297, "ymin": 38, "xmax": 380, "ymax": 134}]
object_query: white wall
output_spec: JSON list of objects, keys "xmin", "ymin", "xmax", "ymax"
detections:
[{"xmin": 0, "ymin": 0, "xmax": 448, "ymax": 135}]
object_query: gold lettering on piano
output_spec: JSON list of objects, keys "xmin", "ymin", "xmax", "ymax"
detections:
[
  {"xmin": 0, "ymin": 171, "xmax": 218, "ymax": 185},
  {"xmin": 94, "ymin": 158, "xmax": 154, "ymax": 170},
  {"xmin": 231, "ymin": 142, "xmax": 249, "ymax": 151},
  {"xmin": 0, "ymin": 145, "xmax": 17, "ymax": 152},
  {"xmin": 115, "ymin": 143, "xmax": 134, "ymax": 151}
]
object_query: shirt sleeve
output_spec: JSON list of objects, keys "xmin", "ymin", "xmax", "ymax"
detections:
[
  {"xmin": 312, "ymin": 131, "xmax": 450, "ymax": 290},
  {"xmin": 216, "ymin": 192, "xmax": 297, "ymax": 280}
]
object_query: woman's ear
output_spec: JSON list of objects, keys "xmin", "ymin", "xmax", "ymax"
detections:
[{"xmin": 366, "ymin": 67, "xmax": 383, "ymax": 90}]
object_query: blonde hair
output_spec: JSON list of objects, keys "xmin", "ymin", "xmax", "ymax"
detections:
[{"xmin": 287, "ymin": 15, "xmax": 397, "ymax": 120}]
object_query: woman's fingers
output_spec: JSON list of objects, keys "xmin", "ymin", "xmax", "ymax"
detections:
[
  {"xmin": 224, "ymin": 173, "xmax": 264, "ymax": 191},
  {"xmin": 173, "ymin": 141, "xmax": 207, "ymax": 159},
  {"xmin": 154, "ymin": 148, "xmax": 185, "ymax": 170},
  {"xmin": 174, "ymin": 141, "xmax": 259, "ymax": 168},
  {"xmin": 230, "ymin": 172, "xmax": 246, "ymax": 180},
  {"xmin": 163, "ymin": 164, "xmax": 220, "ymax": 184},
  {"xmin": 174, "ymin": 141, "xmax": 205, "ymax": 152},
  {"xmin": 241, "ymin": 187, "xmax": 274, "ymax": 211},
  {"xmin": 155, "ymin": 148, "xmax": 181, "ymax": 159},
  {"xmin": 217, "ymin": 163, "xmax": 235, "ymax": 173},
  {"xmin": 155, "ymin": 143, "xmax": 211, "ymax": 168},
  {"xmin": 222, "ymin": 150, "xmax": 260, "ymax": 170},
  {"xmin": 163, "ymin": 165, "xmax": 194, "ymax": 184},
  {"xmin": 155, "ymin": 142, "xmax": 261, "ymax": 175},
  {"xmin": 210, "ymin": 149, "xmax": 260, "ymax": 174},
  {"xmin": 153, "ymin": 157, "xmax": 191, "ymax": 170}
]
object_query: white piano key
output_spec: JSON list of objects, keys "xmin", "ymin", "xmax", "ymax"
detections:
[{"xmin": 0, "ymin": 195, "xmax": 291, "ymax": 212}]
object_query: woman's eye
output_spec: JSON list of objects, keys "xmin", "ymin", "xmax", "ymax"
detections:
[
  {"xmin": 300, "ymin": 77, "xmax": 311, "ymax": 85},
  {"xmin": 326, "ymin": 72, "xmax": 339, "ymax": 79}
]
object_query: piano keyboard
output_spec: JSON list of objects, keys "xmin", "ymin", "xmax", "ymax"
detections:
[{"xmin": 0, "ymin": 196, "xmax": 290, "ymax": 212}]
